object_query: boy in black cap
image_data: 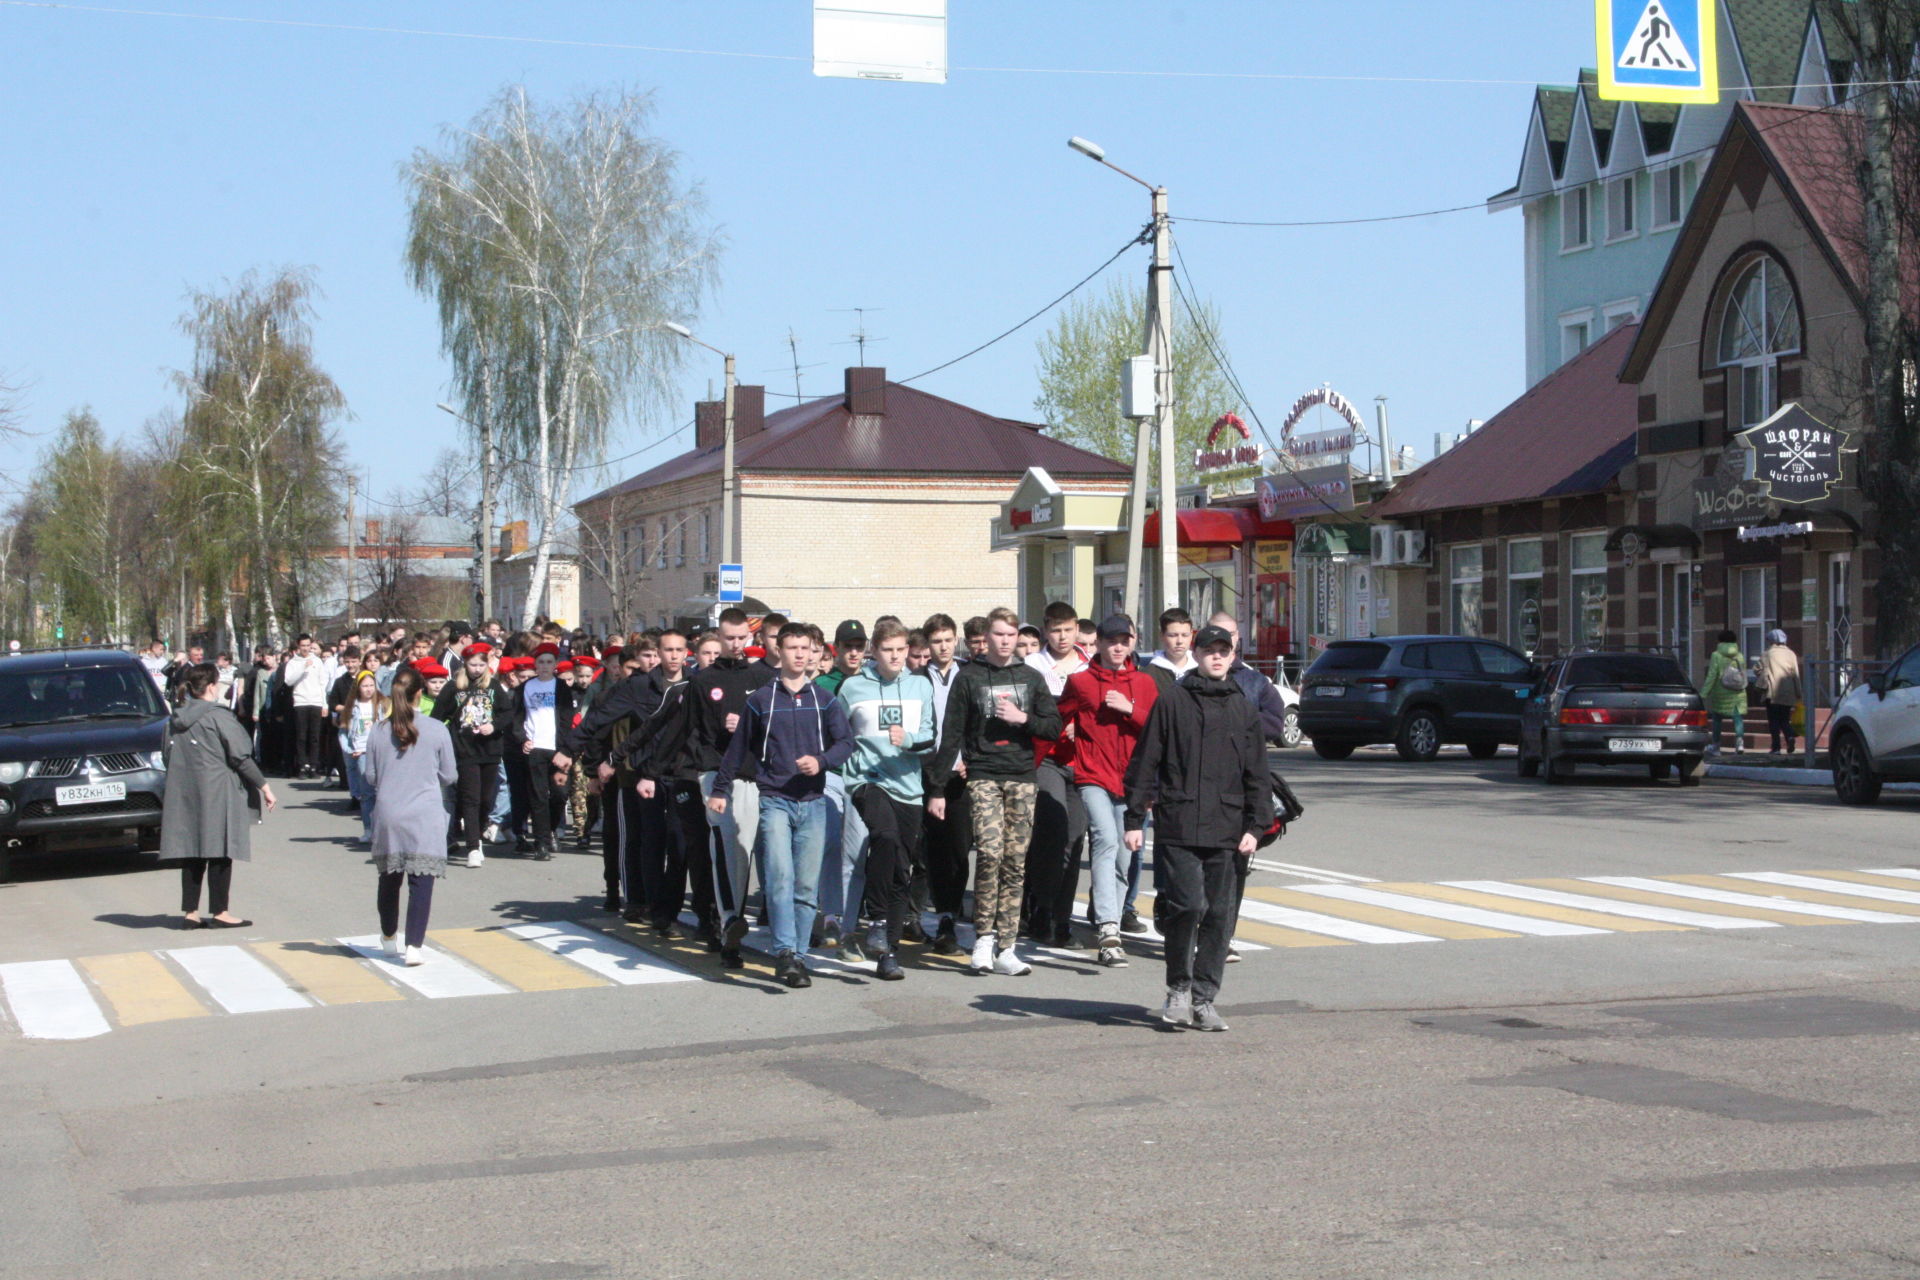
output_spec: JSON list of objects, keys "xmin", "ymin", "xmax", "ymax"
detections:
[{"xmin": 1123, "ymin": 624, "xmax": 1272, "ymax": 1031}]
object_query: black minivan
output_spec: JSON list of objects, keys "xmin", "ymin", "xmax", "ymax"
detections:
[{"xmin": 1297, "ymin": 635, "xmax": 1535, "ymax": 762}]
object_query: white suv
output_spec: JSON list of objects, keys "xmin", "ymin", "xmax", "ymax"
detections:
[{"xmin": 1828, "ymin": 644, "xmax": 1920, "ymax": 804}]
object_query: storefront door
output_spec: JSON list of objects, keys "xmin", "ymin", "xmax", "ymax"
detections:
[
  {"xmin": 1255, "ymin": 574, "xmax": 1290, "ymax": 660},
  {"xmin": 1662, "ymin": 563, "xmax": 1693, "ymax": 678}
]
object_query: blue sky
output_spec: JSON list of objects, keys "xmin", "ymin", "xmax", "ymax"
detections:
[{"xmin": 0, "ymin": 1, "xmax": 1597, "ymax": 508}]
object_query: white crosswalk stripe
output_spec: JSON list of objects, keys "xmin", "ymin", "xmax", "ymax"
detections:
[
  {"xmin": 1725, "ymin": 871, "xmax": 1920, "ymax": 906},
  {"xmin": 0, "ymin": 959, "xmax": 112, "ymax": 1040},
  {"xmin": 1234, "ymin": 896, "xmax": 1439, "ymax": 944},
  {"xmin": 1288, "ymin": 884, "xmax": 1608, "ymax": 936},
  {"xmin": 166, "ymin": 946, "xmax": 311, "ymax": 1014},
  {"xmin": 1441, "ymin": 881, "xmax": 1777, "ymax": 930},
  {"xmin": 506, "ymin": 922, "xmax": 700, "ymax": 985},
  {"xmin": 1580, "ymin": 877, "xmax": 1920, "ymax": 924},
  {"xmin": 339, "ymin": 937, "xmax": 513, "ymax": 998}
]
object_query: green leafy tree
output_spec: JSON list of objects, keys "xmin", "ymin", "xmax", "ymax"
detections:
[
  {"xmin": 35, "ymin": 409, "xmax": 132, "ymax": 641},
  {"xmin": 1033, "ymin": 278, "xmax": 1242, "ymax": 485}
]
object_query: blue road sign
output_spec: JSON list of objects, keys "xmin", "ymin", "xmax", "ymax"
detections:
[
  {"xmin": 1598, "ymin": 0, "xmax": 1718, "ymax": 104},
  {"xmin": 717, "ymin": 564, "xmax": 745, "ymax": 603}
]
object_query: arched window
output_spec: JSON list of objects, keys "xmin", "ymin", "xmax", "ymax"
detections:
[{"xmin": 1717, "ymin": 256, "xmax": 1801, "ymax": 426}]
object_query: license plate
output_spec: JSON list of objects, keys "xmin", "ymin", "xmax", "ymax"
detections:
[
  {"xmin": 56, "ymin": 781, "xmax": 126, "ymax": 806},
  {"xmin": 1312, "ymin": 686, "xmax": 1346, "ymax": 698},
  {"xmin": 1607, "ymin": 739, "xmax": 1662, "ymax": 753}
]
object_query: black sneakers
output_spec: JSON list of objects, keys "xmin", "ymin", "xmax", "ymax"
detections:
[
  {"xmin": 930, "ymin": 916, "xmax": 961, "ymax": 955},
  {"xmin": 875, "ymin": 953, "xmax": 904, "ymax": 981},
  {"xmin": 777, "ymin": 953, "xmax": 811, "ymax": 988},
  {"xmin": 1120, "ymin": 908, "xmax": 1151, "ymax": 936}
]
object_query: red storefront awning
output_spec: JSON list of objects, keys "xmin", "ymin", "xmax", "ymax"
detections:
[{"xmin": 1142, "ymin": 507, "xmax": 1291, "ymax": 547}]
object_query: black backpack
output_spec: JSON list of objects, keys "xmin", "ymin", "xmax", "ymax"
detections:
[{"xmin": 1256, "ymin": 770, "xmax": 1305, "ymax": 849}]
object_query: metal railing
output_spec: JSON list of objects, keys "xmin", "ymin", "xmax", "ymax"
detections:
[{"xmin": 1799, "ymin": 659, "xmax": 1888, "ymax": 767}]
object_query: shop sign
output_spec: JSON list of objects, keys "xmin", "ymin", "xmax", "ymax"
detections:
[
  {"xmin": 1285, "ymin": 429, "xmax": 1356, "ymax": 463},
  {"xmin": 1691, "ymin": 452, "xmax": 1769, "ymax": 531},
  {"xmin": 1736, "ymin": 403, "xmax": 1850, "ymax": 506},
  {"xmin": 1251, "ymin": 539, "xmax": 1292, "ymax": 576},
  {"xmin": 1737, "ymin": 520, "xmax": 1815, "ymax": 542},
  {"xmin": 1179, "ymin": 546, "xmax": 1233, "ymax": 566},
  {"xmin": 1007, "ymin": 500, "xmax": 1054, "ymax": 529},
  {"xmin": 1195, "ymin": 412, "xmax": 1268, "ymax": 498},
  {"xmin": 1257, "ymin": 464, "xmax": 1354, "ymax": 520},
  {"xmin": 1280, "ymin": 385, "xmax": 1367, "ymax": 441}
]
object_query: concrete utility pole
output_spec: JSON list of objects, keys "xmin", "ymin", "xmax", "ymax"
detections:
[
  {"xmin": 1069, "ymin": 136, "xmax": 1178, "ymax": 617},
  {"xmin": 1861, "ymin": 5, "xmax": 1905, "ymax": 461},
  {"xmin": 666, "ymin": 324, "xmax": 738, "ymax": 568},
  {"xmin": 344, "ymin": 473, "xmax": 357, "ymax": 634},
  {"xmin": 438, "ymin": 401, "xmax": 496, "ymax": 625},
  {"xmin": 1375, "ymin": 397, "xmax": 1396, "ymax": 486}
]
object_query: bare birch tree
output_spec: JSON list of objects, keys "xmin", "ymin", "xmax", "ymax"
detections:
[{"xmin": 402, "ymin": 86, "xmax": 718, "ymax": 630}]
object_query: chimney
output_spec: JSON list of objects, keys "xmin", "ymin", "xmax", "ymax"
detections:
[
  {"xmin": 695, "ymin": 399, "xmax": 724, "ymax": 450},
  {"xmin": 365, "ymin": 518, "xmax": 382, "ymax": 545},
  {"xmin": 844, "ymin": 366, "xmax": 887, "ymax": 417},
  {"xmin": 733, "ymin": 385, "xmax": 766, "ymax": 441}
]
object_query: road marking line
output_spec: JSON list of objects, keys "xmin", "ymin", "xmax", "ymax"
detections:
[
  {"xmin": 1373, "ymin": 882, "xmax": 1687, "ymax": 932},
  {"xmin": 339, "ymin": 936, "xmax": 511, "ymax": 998},
  {"xmin": 1066, "ymin": 894, "xmax": 1271, "ymax": 950},
  {"xmin": 1583, "ymin": 877, "xmax": 1917, "ymax": 924},
  {"xmin": 1234, "ymin": 893, "xmax": 1438, "ymax": 944},
  {"xmin": 1230, "ymin": 918, "xmax": 1353, "ymax": 948},
  {"xmin": 1730, "ymin": 871, "xmax": 1920, "ymax": 908},
  {"xmin": 1861, "ymin": 867, "xmax": 1920, "ymax": 884},
  {"xmin": 1249, "ymin": 859, "xmax": 1379, "ymax": 883},
  {"xmin": 431, "ymin": 927, "xmax": 612, "ymax": 992},
  {"xmin": 1247, "ymin": 886, "xmax": 1513, "ymax": 941},
  {"xmin": 507, "ymin": 922, "xmax": 699, "ymax": 986},
  {"xmin": 251, "ymin": 942, "xmax": 406, "ymax": 1005},
  {"xmin": 1286, "ymin": 884, "xmax": 1610, "ymax": 937},
  {"xmin": 0, "ymin": 959, "xmax": 112, "ymax": 1039},
  {"xmin": 77, "ymin": 951, "xmax": 210, "ymax": 1025},
  {"xmin": 1807, "ymin": 869, "xmax": 1920, "ymax": 893},
  {"xmin": 1528, "ymin": 877, "xmax": 1834, "ymax": 927},
  {"xmin": 1448, "ymin": 880, "xmax": 1775, "ymax": 930},
  {"xmin": 609, "ymin": 915, "xmax": 782, "ymax": 980},
  {"xmin": 165, "ymin": 946, "xmax": 311, "ymax": 1014}
]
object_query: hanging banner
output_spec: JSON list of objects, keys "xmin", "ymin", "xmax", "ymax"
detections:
[
  {"xmin": 1597, "ymin": 0, "xmax": 1719, "ymax": 105},
  {"xmin": 1736, "ymin": 403, "xmax": 1850, "ymax": 506}
]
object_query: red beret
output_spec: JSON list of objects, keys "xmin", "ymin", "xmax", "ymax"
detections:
[
  {"xmin": 498, "ymin": 656, "xmax": 528, "ymax": 673},
  {"xmin": 574, "ymin": 655, "xmax": 601, "ymax": 670},
  {"xmin": 603, "ymin": 644, "xmax": 624, "ymax": 657},
  {"xmin": 555, "ymin": 660, "xmax": 575, "ymax": 673},
  {"xmin": 412, "ymin": 659, "xmax": 449, "ymax": 678},
  {"xmin": 533, "ymin": 642, "xmax": 562, "ymax": 658},
  {"xmin": 460, "ymin": 642, "xmax": 493, "ymax": 661}
]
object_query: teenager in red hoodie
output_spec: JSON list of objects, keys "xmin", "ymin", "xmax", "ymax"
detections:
[{"xmin": 1057, "ymin": 614, "xmax": 1159, "ymax": 966}]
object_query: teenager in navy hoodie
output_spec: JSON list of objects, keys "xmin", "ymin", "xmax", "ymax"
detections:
[{"xmin": 710, "ymin": 622, "xmax": 854, "ymax": 988}]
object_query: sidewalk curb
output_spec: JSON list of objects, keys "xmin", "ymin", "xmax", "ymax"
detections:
[{"xmin": 1706, "ymin": 761, "xmax": 1920, "ymax": 792}]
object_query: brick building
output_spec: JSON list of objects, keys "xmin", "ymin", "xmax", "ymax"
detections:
[{"xmin": 574, "ymin": 368, "xmax": 1130, "ymax": 633}]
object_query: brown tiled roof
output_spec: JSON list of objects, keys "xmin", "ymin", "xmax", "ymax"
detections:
[
  {"xmin": 1371, "ymin": 325, "xmax": 1641, "ymax": 518},
  {"xmin": 582, "ymin": 382, "xmax": 1130, "ymax": 503}
]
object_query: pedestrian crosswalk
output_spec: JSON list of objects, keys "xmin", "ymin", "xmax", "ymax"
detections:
[{"xmin": 6, "ymin": 866, "xmax": 1920, "ymax": 1040}]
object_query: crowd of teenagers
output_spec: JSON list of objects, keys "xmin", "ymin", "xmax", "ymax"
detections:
[{"xmin": 162, "ymin": 602, "xmax": 1296, "ymax": 1031}]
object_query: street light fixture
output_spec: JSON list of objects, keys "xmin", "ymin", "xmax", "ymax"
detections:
[
  {"xmin": 664, "ymin": 322, "xmax": 738, "ymax": 570},
  {"xmin": 438, "ymin": 400, "xmax": 497, "ymax": 627},
  {"xmin": 1068, "ymin": 135, "xmax": 1176, "ymax": 618}
]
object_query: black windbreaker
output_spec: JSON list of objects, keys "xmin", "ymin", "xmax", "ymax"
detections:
[
  {"xmin": 1123, "ymin": 671, "xmax": 1274, "ymax": 848},
  {"xmin": 929, "ymin": 658, "xmax": 1060, "ymax": 786}
]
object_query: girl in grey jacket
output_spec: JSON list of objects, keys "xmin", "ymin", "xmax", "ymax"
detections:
[{"xmin": 363, "ymin": 666, "xmax": 458, "ymax": 965}]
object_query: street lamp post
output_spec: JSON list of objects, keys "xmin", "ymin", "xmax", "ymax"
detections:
[
  {"xmin": 665, "ymin": 323, "xmax": 737, "ymax": 570},
  {"xmin": 437, "ymin": 401, "xmax": 495, "ymax": 626},
  {"xmin": 1068, "ymin": 135, "xmax": 1177, "ymax": 617}
]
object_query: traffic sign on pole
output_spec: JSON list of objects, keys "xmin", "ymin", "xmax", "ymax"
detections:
[
  {"xmin": 717, "ymin": 564, "xmax": 745, "ymax": 604},
  {"xmin": 1597, "ymin": 0, "xmax": 1718, "ymax": 104}
]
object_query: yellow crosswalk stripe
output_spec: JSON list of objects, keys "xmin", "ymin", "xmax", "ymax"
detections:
[
  {"xmin": 1246, "ymin": 886, "xmax": 1518, "ymax": 940},
  {"xmin": 1231, "ymin": 917, "xmax": 1353, "ymax": 948},
  {"xmin": 1372, "ymin": 882, "xmax": 1687, "ymax": 932},
  {"xmin": 76, "ymin": 952, "xmax": 209, "ymax": 1026},
  {"xmin": 1793, "ymin": 869, "xmax": 1920, "ymax": 894},
  {"xmin": 1668, "ymin": 874, "xmax": 1920, "ymax": 917},
  {"xmin": 1526, "ymin": 877, "xmax": 1843, "ymax": 926},
  {"xmin": 431, "ymin": 928, "xmax": 611, "ymax": 991},
  {"xmin": 605, "ymin": 917, "xmax": 782, "ymax": 980},
  {"xmin": 251, "ymin": 941, "xmax": 406, "ymax": 1005}
]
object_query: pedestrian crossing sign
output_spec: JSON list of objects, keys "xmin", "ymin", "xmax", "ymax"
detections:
[{"xmin": 1597, "ymin": 0, "xmax": 1718, "ymax": 104}]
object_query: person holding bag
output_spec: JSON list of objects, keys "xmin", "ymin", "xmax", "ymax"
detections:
[
  {"xmin": 162, "ymin": 662, "xmax": 277, "ymax": 929},
  {"xmin": 363, "ymin": 665, "xmax": 458, "ymax": 966},
  {"xmin": 1757, "ymin": 629, "xmax": 1803, "ymax": 755}
]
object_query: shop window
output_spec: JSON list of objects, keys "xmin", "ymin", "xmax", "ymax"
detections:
[
  {"xmin": 1561, "ymin": 184, "xmax": 1591, "ymax": 251},
  {"xmin": 1507, "ymin": 538, "xmax": 1544, "ymax": 654},
  {"xmin": 1570, "ymin": 533, "xmax": 1608, "ymax": 647},
  {"xmin": 1717, "ymin": 255, "xmax": 1802, "ymax": 427},
  {"xmin": 1450, "ymin": 545, "xmax": 1484, "ymax": 637},
  {"xmin": 1739, "ymin": 565, "xmax": 1777, "ymax": 661}
]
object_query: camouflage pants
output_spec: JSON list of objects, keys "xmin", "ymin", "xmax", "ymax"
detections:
[
  {"xmin": 568, "ymin": 763, "xmax": 599, "ymax": 838},
  {"xmin": 967, "ymin": 778, "xmax": 1036, "ymax": 942}
]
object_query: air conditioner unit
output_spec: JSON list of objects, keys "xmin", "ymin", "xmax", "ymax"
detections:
[
  {"xmin": 1395, "ymin": 530, "xmax": 1430, "ymax": 566},
  {"xmin": 1369, "ymin": 523, "xmax": 1399, "ymax": 565}
]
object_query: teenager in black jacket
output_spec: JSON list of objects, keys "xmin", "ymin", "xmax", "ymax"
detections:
[
  {"xmin": 1124, "ymin": 625, "xmax": 1273, "ymax": 1033},
  {"xmin": 432, "ymin": 644, "xmax": 512, "ymax": 868}
]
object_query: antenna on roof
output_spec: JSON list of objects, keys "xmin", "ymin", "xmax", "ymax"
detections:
[
  {"xmin": 831, "ymin": 307, "xmax": 887, "ymax": 365},
  {"xmin": 766, "ymin": 328, "xmax": 825, "ymax": 400}
]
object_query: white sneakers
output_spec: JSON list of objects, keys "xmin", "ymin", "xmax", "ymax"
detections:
[
  {"xmin": 465, "ymin": 848, "xmax": 484, "ymax": 869},
  {"xmin": 404, "ymin": 945, "xmax": 426, "ymax": 967},
  {"xmin": 970, "ymin": 933, "xmax": 996, "ymax": 975},
  {"xmin": 992, "ymin": 945, "xmax": 1031, "ymax": 977},
  {"xmin": 380, "ymin": 934, "xmax": 401, "ymax": 957}
]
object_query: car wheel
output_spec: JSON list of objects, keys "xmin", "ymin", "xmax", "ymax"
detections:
[
  {"xmin": 1279, "ymin": 706, "xmax": 1303, "ymax": 749},
  {"xmin": 1466, "ymin": 741, "xmax": 1499, "ymax": 760},
  {"xmin": 1832, "ymin": 731, "xmax": 1884, "ymax": 806},
  {"xmin": 1312, "ymin": 740, "xmax": 1357, "ymax": 761},
  {"xmin": 1544, "ymin": 753, "xmax": 1572, "ymax": 784},
  {"xmin": 1395, "ymin": 710, "xmax": 1442, "ymax": 762},
  {"xmin": 1677, "ymin": 754, "xmax": 1705, "ymax": 787}
]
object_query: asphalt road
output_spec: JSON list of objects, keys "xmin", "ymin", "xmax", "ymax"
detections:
[{"xmin": 4, "ymin": 749, "xmax": 1920, "ymax": 1280}]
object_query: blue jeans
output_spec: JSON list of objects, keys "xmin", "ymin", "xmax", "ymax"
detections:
[
  {"xmin": 757, "ymin": 793, "xmax": 827, "ymax": 957},
  {"xmin": 821, "ymin": 774, "xmax": 870, "ymax": 928},
  {"xmin": 342, "ymin": 739, "xmax": 373, "ymax": 840},
  {"xmin": 490, "ymin": 761, "xmax": 513, "ymax": 825},
  {"xmin": 1079, "ymin": 785, "xmax": 1129, "ymax": 930}
]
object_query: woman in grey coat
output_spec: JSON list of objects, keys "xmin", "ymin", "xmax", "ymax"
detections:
[
  {"xmin": 362, "ymin": 665, "xmax": 457, "ymax": 965},
  {"xmin": 161, "ymin": 663, "xmax": 278, "ymax": 929}
]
